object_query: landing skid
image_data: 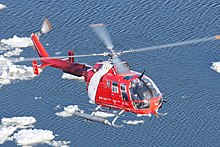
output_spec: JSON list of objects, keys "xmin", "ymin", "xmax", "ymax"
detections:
[
  {"xmin": 156, "ymin": 110, "xmax": 168, "ymax": 117},
  {"xmin": 157, "ymin": 112, "xmax": 168, "ymax": 116},
  {"xmin": 72, "ymin": 105, "xmax": 168, "ymax": 127},
  {"xmin": 74, "ymin": 105, "xmax": 124, "ymax": 128}
]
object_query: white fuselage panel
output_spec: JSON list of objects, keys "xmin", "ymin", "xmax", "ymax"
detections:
[{"xmin": 88, "ymin": 62, "xmax": 113, "ymax": 103}]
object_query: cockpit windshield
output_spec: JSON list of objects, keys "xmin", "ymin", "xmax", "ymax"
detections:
[{"xmin": 130, "ymin": 76, "xmax": 161, "ymax": 101}]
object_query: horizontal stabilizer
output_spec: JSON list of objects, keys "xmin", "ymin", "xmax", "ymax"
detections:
[{"xmin": 32, "ymin": 60, "xmax": 39, "ymax": 75}]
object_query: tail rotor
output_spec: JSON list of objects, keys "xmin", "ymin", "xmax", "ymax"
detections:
[{"xmin": 36, "ymin": 18, "xmax": 52, "ymax": 37}]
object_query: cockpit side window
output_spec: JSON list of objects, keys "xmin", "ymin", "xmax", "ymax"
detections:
[
  {"xmin": 112, "ymin": 82, "xmax": 118, "ymax": 93},
  {"xmin": 120, "ymin": 84, "xmax": 126, "ymax": 92},
  {"xmin": 121, "ymin": 84, "xmax": 129, "ymax": 101},
  {"xmin": 123, "ymin": 75, "xmax": 133, "ymax": 80}
]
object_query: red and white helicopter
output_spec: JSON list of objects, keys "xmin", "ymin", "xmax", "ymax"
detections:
[{"xmin": 28, "ymin": 18, "xmax": 220, "ymax": 127}]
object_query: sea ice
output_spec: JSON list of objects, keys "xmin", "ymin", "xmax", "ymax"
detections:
[
  {"xmin": 1, "ymin": 35, "xmax": 33, "ymax": 48},
  {"xmin": 211, "ymin": 62, "xmax": 220, "ymax": 73},
  {"xmin": 0, "ymin": 3, "xmax": 7, "ymax": 10}
]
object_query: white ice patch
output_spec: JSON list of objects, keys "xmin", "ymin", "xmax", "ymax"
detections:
[
  {"xmin": 0, "ymin": 116, "xmax": 70, "ymax": 146},
  {"xmin": 0, "ymin": 44, "xmax": 13, "ymax": 51},
  {"xmin": 61, "ymin": 73, "xmax": 84, "ymax": 80},
  {"xmin": 55, "ymin": 51, "xmax": 61, "ymax": 55},
  {"xmin": 1, "ymin": 116, "xmax": 36, "ymax": 128},
  {"xmin": 0, "ymin": 116, "xmax": 36, "ymax": 144},
  {"xmin": 34, "ymin": 96, "xmax": 42, "ymax": 100},
  {"xmin": 0, "ymin": 57, "xmax": 36, "ymax": 86},
  {"xmin": 0, "ymin": 3, "xmax": 7, "ymax": 10},
  {"xmin": 122, "ymin": 120, "xmax": 144, "ymax": 125},
  {"xmin": 3, "ymin": 48, "xmax": 23, "ymax": 57},
  {"xmin": 1, "ymin": 35, "xmax": 33, "ymax": 48},
  {"xmin": 0, "ymin": 126, "xmax": 17, "ymax": 144},
  {"xmin": 94, "ymin": 111, "xmax": 115, "ymax": 118},
  {"xmin": 0, "ymin": 43, "xmax": 36, "ymax": 88},
  {"xmin": 55, "ymin": 105, "xmax": 83, "ymax": 117},
  {"xmin": 12, "ymin": 129, "xmax": 55, "ymax": 146},
  {"xmin": 211, "ymin": 62, "xmax": 220, "ymax": 73},
  {"xmin": 54, "ymin": 105, "xmax": 61, "ymax": 110},
  {"xmin": 47, "ymin": 140, "xmax": 70, "ymax": 147}
]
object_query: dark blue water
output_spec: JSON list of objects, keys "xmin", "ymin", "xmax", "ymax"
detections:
[{"xmin": 1, "ymin": 0, "xmax": 220, "ymax": 146}]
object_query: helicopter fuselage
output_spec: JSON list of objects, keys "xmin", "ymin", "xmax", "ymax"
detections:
[{"xmin": 85, "ymin": 61, "xmax": 163, "ymax": 115}]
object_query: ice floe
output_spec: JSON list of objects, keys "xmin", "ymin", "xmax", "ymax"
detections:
[
  {"xmin": 3, "ymin": 48, "xmax": 23, "ymax": 57},
  {"xmin": 55, "ymin": 51, "xmax": 61, "ymax": 55},
  {"xmin": 54, "ymin": 104, "xmax": 61, "ymax": 110},
  {"xmin": 0, "ymin": 116, "xmax": 36, "ymax": 144},
  {"xmin": 0, "ymin": 126, "xmax": 17, "ymax": 144},
  {"xmin": 0, "ymin": 3, "xmax": 7, "ymax": 10},
  {"xmin": 211, "ymin": 62, "xmax": 220, "ymax": 73},
  {"xmin": 11, "ymin": 129, "xmax": 70, "ymax": 146},
  {"xmin": 55, "ymin": 105, "xmax": 83, "ymax": 117},
  {"xmin": 122, "ymin": 120, "xmax": 144, "ymax": 125},
  {"xmin": 0, "ymin": 116, "xmax": 70, "ymax": 146},
  {"xmin": 61, "ymin": 73, "xmax": 84, "ymax": 80},
  {"xmin": 47, "ymin": 140, "xmax": 70, "ymax": 147},
  {"xmin": 1, "ymin": 35, "xmax": 33, "ymax": 48},
  {"xmin": 34, "ymin": 96, "xmax": 42, "ymax": 100},
  {"xmin": 0, "ymin": 56, "xmax": 36, "ymax": 86},
  {"xmin": 0, "ymin": 37, "xmax": 36, "ymax": 88},
  {"xmin": 1, "ymin": 116, "xmax": 36, "ymax": 128},
  {"xmin": 12, "ymin": 129, "xmax": 55, "ymax": 146}
]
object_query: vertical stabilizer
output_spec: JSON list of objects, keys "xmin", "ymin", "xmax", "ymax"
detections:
[{"xmin": 31, "ymin": 33, "xmax": 49, "ymax": 57}]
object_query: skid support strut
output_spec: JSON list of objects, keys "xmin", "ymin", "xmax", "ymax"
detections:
[
  {"xmin": 91, "ymin": 105, "xmax": 102, "ymax": 116},
  {"xmin": 111, "ymin": 110, "xmax": 124, "ymax": 128}
]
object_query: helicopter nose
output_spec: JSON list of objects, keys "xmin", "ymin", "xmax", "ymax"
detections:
[
  {"xmin": 150, "ymin": 97, "xmax": 168, "ymax": 118},
  {"xmin": 151, "ymin": 110, "xmax": 159, "ymax": 118},
  {"xmin": 149, "ymin": 98, "xmax": 162, "ymax": 117}
]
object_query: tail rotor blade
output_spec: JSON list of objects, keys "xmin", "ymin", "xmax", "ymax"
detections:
[
  {"xmin": 90, "ymin": 24, "xmax": 114, "ymax": 51},
  {"xmin": 41, "ymin": 18, "xmax": 52, "ymax": 34},
  {"xmin": 36, "ymin": 18, "xmax": 52, "ymax": 37}
]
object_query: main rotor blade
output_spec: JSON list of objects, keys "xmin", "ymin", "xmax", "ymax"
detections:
[
  {"xmin": 90, "ymin": 24, "xmax": 114, "ymax": 51},
  {"xmin": 112, "ymin": 57, "xmax": 129, "ymax": 74},
  {"xmin": 10, "ymin": 52, "xmax": 109, "ymax": 63},
  {"xmin": 122, "ymin": 35, "xmax": 220, "ymax": 54}
]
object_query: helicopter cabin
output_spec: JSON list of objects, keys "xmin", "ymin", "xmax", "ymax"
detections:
[{"xmin": 87, "ymin": 61, "xmax": 163, "ymax": 114}]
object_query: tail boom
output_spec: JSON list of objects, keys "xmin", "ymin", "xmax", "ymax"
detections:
[
  {"xmin": 31, "ymin": 33, "xmax": 49, "ymax": 57},
  {"xmin": 31, "ymin": 33, "xmax": 91, "ymax": 77}
]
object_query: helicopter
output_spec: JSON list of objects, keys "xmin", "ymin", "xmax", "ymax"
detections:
[{"xmin": 28, "ymin": 18, "xmax": 220, "ymax": 127}]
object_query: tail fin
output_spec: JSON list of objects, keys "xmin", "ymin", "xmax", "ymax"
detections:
[
  {"xmin": 68, "ymin": 50, "xmax": 74, "ymax": 63},
  {"xmin": 31, "ymin": 33, "xmax": 49, "ymax": 57}
]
